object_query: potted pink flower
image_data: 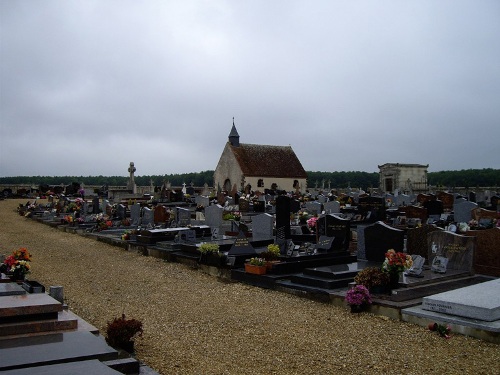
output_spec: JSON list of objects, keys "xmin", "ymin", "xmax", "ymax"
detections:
[{"xmin": 345, "ymin": 285, "xmax": 372, "ymax": 313}]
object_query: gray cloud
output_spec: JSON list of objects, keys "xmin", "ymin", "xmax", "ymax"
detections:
[{"xmin": 1, "ymin": 0, "xmax": 499, "ymax": 178}]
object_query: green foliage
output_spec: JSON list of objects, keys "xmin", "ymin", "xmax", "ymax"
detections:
[
  {"xmin": 427, "ymin": 168, "xmax": 500, "ymax": 188},
  {"xmin": 1, "ymin": 169, "xmax": 498, "ymax": 189}
]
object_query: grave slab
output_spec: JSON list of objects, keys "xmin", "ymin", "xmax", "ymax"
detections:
[
  {"xmin": 0, "ymin": 359, "xmax": 123, "ymax": 375},
  {"xmin": 0, "ymin": 331, "xmax": 118, "ymax": 371},
  {"xmin": 0, "ymin": 310, "xmax": 78, "ymax": 337},
  {"xmin": 0, "ymin": 283, "xmax": 26, "ymax": 296},
  {"xmin": 422, "ymin": 279, "xmax": 500, "ymax": 321},
  {"xmin": 0, "ymin": 293, "xmax": 62, "ymax": 320}
]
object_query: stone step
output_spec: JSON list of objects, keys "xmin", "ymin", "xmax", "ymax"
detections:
[
  {"xmin": 303, "ymin": 263, "xmax": 360, "ymax": 279},
  {"xmin": 0, "ymin": 310, "xmax": 78, "ymax": 337},
  {"xmin": 0, "ymin": 294, "xmax": 62, "ymax": 322},
  {"xmin": 289, "ymin": 274, "xmax": 353, "ymax": 289}
]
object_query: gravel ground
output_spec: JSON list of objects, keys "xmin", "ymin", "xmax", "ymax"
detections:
[{"xmin": 1, "ymin": 199, "xmax": 498, "ymax": 375}]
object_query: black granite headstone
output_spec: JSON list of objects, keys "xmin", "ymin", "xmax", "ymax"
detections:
[
  {"xmin": 92, "ymin": 197, "xmax": 100, "ymax": 214},
  {"xmin": 253, "ymin": 200, "xmax": 265, "ymax": 212},
  {"xmin": 290, "ymin": 199, "xmax": 301, "ymax": 214},
  {"xmin": 275, "ymin": 195, "xmax": 291, "ymax": 240},
  {"xmin": 316, "ymin": 214, "xmax": 350, "ymax": 252},
  {"xmin": 364, "ymin": 221, "xmax": 404, "ymax": 262},
  {"xmin": 423, "ymin": 199, "xmax": 444, "ymax": 216},
  {"xmin": 357, "ymin": 196, "xmax": 386, "ymax": 223}
]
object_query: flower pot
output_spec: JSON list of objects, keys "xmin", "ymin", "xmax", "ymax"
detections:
[
  {"xmin": 245, "ymin": 263, "xmax": 267, "ymax": 275},
  {"xmin": 9, "ymin": 270, "xmax": 26, "ymax": 282}
]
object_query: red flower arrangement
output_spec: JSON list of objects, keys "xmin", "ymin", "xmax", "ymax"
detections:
[
  {"xmin": 3, "ymin": 247, "xmax": 32, "ymax": 278},
  {"xmin": 382, "ymin": 249, "xmax": 413, "ymax": 274}
]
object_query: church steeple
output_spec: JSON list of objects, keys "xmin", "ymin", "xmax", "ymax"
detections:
[{"xmin": 228, "ymin": 117, "xmax": 240, "ymax": 147}]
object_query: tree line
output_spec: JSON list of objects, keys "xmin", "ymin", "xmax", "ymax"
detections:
[{"xmin": 1, "ymin": 169, "xmax": 499, "ymax": 190}]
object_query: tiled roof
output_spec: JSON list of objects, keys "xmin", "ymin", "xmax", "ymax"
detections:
[{"xmin": 230, "ymin": 143, "xmax": 307, "ymax": 178}]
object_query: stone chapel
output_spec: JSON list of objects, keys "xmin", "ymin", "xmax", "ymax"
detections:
[{"xmin": 213, "ymin": 120, "xmax": 307, "ymax": 194}]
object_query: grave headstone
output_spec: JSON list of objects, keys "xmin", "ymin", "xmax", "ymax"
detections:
[
  {"xmin": 323, "ymin": 200, "xmax": 340, "ymax": 214},
  {"xmin": 427, "ymin": 231, "xmax": 475, "ymax": 274},
  {"xmin": 92, "ymin": 197, "xmax": 100, "ymax": 214},
  {"xmin": 453, "ymin": 200, "xmax": 478, "ymax": 223},
  {"xmin": 423, "ymin": 199, "xmax": 444, "ymax": 217},
  {"xmin": 142, "ymin": 207, "xmax": 154, "ymax": 227},
  {"xmin": 205, "ymin": 204, "xmax": 223, "ymax": 230},
  {"xmin": 356, "ymin": 224, "xmax": 370, "ymax": 260},
  {"xmin": 195, "ymin": 195, "xmax": 210, "ymax": 208},
  {"xmin": 177, "ymin": 207, "xmax": 191, "ymax": 227},
  {"xmin": 396, "ymin": 194, "xmax": 411, "ymax": 207},
  {"xmin": 404, "ymin": 205, "xmax": 428, "ymax": 221},
  {"xmin": 239, "ymin": 198, "xmax": 250, "ymax": 212},
  {"xmin": 130, "ymin": 203, "xmax": 141, "ymax": 226},
  {"xmin": 101, "ymin": 199, "xmax": 109, "ymax": 214},
  {"xmin": 154, "ymin": 205, "xmax": 169, "ymax": 224},
  {"xmin": 357, "ymin": 196, "xmax": 386, "ymax": 223},
  {"xmin": 475, "ymin": 191, "xmax": 486, "ymax": 205},
  {"xmin": 469, "ymin": 191, "xmax": 476, "ymax": 203},
  {"xmin": 436, "ymin": 191, "xmax": 454, "ymax": 210},
  {"xmin": 406, "ymin": 225, "xmax": 442, "ymax": 262},
  {"xmin": 82, "ymin": 201, "xmax": 89, "ymax": 215},
  {"xmin": 316, "ymin": 214, "xmax": 350, "ymax": 252},
  {"xmin": 275, "ymin": 195, "xmax": 291, "ymax": 240},
  {"xmin": 364, "ymin": 221, "xmax": 404, "ymax": 262},
  {"xmin": 290, "ymin": 199, "xmax": 301, "ymax": 214},
  {"xmin": 252, "ymin": 213, "xmax": 274, "ymax": 241},
  {"xmin": 117, "ymin": 204, "xmax": 127, "ymax": 220},
  {"xmin": 489, "ymin": 195, "xmax": 499, "ymax": 211},
  {"xmin": 253, "ymin": 200, "xmax": 265, "ymax": 212},
  {"xmin": 305, "ymin": 201, "xmax": 322, "ymax": 215},
  {"xmin": 466, "ymin": 228, "xmax": 500, "ymax": 277}
]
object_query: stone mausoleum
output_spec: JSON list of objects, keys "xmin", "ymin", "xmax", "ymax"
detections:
[{"xmin": 378, "ymin": 163, "xmax": 428, "ymax": 194}]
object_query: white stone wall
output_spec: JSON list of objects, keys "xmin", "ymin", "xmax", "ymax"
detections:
[{"xmin": 213, "ymin": 143, "xmax": 244, "ymax": 192}]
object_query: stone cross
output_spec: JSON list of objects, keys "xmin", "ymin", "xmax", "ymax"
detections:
[{"xmin": 128, "ymin": 162, "xmax": 137, "ymax": 194}]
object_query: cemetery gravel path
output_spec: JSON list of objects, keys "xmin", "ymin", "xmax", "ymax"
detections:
[{"xmin": 1, "ymin": 199, "xmax": 498, "ymax": 375}]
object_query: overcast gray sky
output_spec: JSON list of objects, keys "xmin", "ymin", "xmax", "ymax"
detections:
[{"xmin": 1, "ymin": 1, "xmax": 499, "ymax": 178}]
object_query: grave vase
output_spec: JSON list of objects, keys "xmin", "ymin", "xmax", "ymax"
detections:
[
  {"xmin": 9, "ymin": 269, "xmax": 26, "ymax": 282},
  {"xmin": 388, "ymin": 271, "xmax": 401, "ymax": 289}
]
